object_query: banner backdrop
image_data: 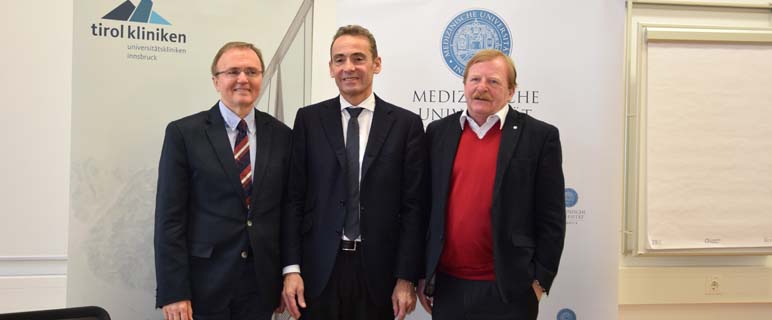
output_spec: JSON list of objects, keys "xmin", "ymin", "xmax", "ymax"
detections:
[
  {"xmin": 69, "ymin": 1, "xmax": 302, "ymax": 319},
  {"xmin": 336, "ymin": 1, "xmax": 625, "ymax": 319}
]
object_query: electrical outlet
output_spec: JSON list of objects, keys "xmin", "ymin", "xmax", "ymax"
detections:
[{"xmin": 705, "ymin": 275, "xmax": 721, "ymax": 295}]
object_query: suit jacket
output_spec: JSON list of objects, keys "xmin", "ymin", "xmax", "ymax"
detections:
[
  {"xmin": 154, "ymin": 103, "xmax": 291, "ymax": 311},
  {"xmin": 424, "ymin": 107, "xmax": 566, "ymax": 302},
  {"xmin": 282, "ymin": 95, "xmax": 427, "ymax": 305}
]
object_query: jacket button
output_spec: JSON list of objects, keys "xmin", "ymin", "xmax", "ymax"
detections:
[
  {"xmin": 247, "ymin": 220, "xmax": 253, "ymax": 227},
  {"xmin": 241, "ymin": 251, "xmax": 248, "ymax": 259}
]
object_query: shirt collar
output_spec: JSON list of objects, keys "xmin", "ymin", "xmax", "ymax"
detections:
[
  {"xmin": 218, "ymin": 100, "xmax": 256, "ymax": 133},
  {"xmin": 459, "ymin": 104, "xmax": 510, "ymax": 130},
  {"xmin": 339, "ymin": 92, "xmax": 376, "ymax": 113}
]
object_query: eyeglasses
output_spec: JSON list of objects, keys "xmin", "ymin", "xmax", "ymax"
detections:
[{"xmin": 214, "ymin": 68, "xmax": 263, "ymax": 79}]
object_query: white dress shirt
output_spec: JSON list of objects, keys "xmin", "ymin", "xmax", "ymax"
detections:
[
  {"xmin": 282, "ymin": 93, "xmax": 376, "ymax": 275},
  {"xmin": 218, "ymin": 101, "xmax": 256, "ymax": 176},
  {"xmin": 459, "ymin": 104, "xmax": 510, "ymax": 139}
]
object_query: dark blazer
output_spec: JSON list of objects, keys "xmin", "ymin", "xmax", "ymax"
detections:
[
  {"xmin": 282, "ymin": 95, "xmax": 427, "ymax": 305},
  {"xmin": 424, "ymin": 107, "xmax": 566, "ymax": 301},
  {"xmin": 154, "ymin": 103, "xmax": 291, "ymax": 311}
]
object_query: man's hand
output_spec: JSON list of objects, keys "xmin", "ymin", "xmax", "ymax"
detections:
[
  {"xmin": 417, "ymin": 279, "xmax": 433, "ymax": 314},
  {"xmin": 162, "ymin": 300, "xmax": 193, "ymax": 320},
  {"xmin": 282, "ymin": 273, "xmax": 306, "ymax": 319},
  {"xmin": 391, "ymin": 279, "xmax": 416, "ymax": 320},
  {"xmin": 532, "ymin": 280, "xmax": 544, "ymax": 301}
]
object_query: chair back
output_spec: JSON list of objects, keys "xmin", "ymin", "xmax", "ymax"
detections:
[{"xmin": 0, "ymin": 306, "xmax": 110, "ymax": 320}]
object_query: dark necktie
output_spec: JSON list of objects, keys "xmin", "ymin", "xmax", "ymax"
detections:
[
  {"xmin": 345, "ymin": 107, "xmax": 363, "ymax": 239},
  {"xmin": 234, "ymin": 119, "xmax": 252, "ymax": 210}
]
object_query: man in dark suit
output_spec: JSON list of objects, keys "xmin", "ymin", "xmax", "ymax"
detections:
[
  {"xmin": 281, "ymin": 25, "xmax": 427, "ymax": 320},
  {"xmin": 418, "ymin": 49, "xmax": 566, "ymax": 320},
  {"xmin": 154, "ymin": 41, "xmax": 290, "ymax": 320}
]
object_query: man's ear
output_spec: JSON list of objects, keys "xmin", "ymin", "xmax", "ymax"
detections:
[{"xmin": 373, "ymin": 56, "xmax": 382, "ymax": 74}]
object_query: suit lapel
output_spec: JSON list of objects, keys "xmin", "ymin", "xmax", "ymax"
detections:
[
  {"xmin": 492, "ymin": 106, "xmax": 523, "ymax": 201},
  {"xmin": 320, "ymin": 98, "xmax": 346, "ymax": 169},
  {"xmin": 204, "ymin": 104, "xmax": 248, "ymax": 210},
  {"xmin": 362, "ymin": 96, "xmax": 395, "ymax": 180},
  {"xmin": 436, "ymin": 112, "xmax": 463, "ymax": 218},
  {"xmin": 250, "ymin": 111, "xmax": 273, "ymax": 213}
]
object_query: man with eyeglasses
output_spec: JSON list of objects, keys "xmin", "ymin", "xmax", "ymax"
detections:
[{"xmin": 154, "ymin": 41, "xmax": 290, "ymax": 320}]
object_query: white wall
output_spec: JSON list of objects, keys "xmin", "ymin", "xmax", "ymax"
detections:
[
  {"xmin": 620, "ymin": 0, "xmax": 772, "ymax": 318},
  {"xmin": 0, "ymin": 0, "xmax": 72, "ymax": 313},
  {"xmin": 310, "ymin": 0, "xmax": 339, "ymax": 102}
]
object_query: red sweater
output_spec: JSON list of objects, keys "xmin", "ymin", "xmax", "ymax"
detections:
[{"xmin": 439, "ymin": 122, "xmax": 501, "ymax": 280}]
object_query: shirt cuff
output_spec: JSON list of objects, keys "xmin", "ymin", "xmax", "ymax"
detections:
[{"xmin": 283, "ymin": 264, "xmax": 301, "ymax": 275}]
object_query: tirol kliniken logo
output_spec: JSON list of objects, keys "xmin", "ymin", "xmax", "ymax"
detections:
[
  {"xmin": 91, "ymin": 0, "xmax": 187, "ymax": 43},
  {"xmin": 441, "ymin": 9, "xmax": 512, "ymax": 77}
]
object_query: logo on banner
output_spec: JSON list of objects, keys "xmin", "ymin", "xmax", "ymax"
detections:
[
  {"xmin": 412, "ymin": 8, "xmax": 540, "ymax": 123},
  {"xmin": 89, "ymin": 0, "xmax": 188, "ymax": 61},
  {"xmin": 557, "ymin": 308, "xmax": 577, "ymax": 320},
  {"xmin": 103, "ymin": 0, "xmax": 171, "ymax": 25},
  {"xmin": 565, "ymin": 188, "xmax": 579, "ymax": 208},
  {"xmin": 441, "ymin": 9, "xmax": 512, "ymax": 77},
  {"xmin": 565, "ymin": 187, "xmax": 586, "ymax": 225}
]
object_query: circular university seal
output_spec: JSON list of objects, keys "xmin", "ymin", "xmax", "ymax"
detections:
[
  {"xmin": 565, "ymin": 188, "xmax": 579, "ymax": 208},
  {"xmin": 441, "ymin": 9, "xmax": 512, "ymax": 77},
  {"xmin": 557, "ymin": 308, "xmax": 577, "ymax": 320}
]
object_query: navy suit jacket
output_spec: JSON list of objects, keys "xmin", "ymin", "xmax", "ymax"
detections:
[
  {"xmin": 424, "ymin": 107, "xmax": 566, "ymax": 301},
  {"xmin": 282, "ymin": 95, "xmax": 428, "ymax": 305},
  {"xmin": 154, "ymin": 103, "xmax": 291, "ymax": 311}
]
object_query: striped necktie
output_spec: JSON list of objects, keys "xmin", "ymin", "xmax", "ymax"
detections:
[{"xmin": 234, "ymin": 119, "xmax": 252, "ymax": 209}]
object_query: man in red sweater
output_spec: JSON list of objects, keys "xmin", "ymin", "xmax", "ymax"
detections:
[{"xmin": 419, "ymin": 49, "xmax": 566, "ymax": 320}]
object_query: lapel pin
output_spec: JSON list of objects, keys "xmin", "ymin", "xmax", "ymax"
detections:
[{"xmin": 513, "ymin": 126, "xmax": 518, "ymax": 130}]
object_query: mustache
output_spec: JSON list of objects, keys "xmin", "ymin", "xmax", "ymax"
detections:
[{"xmin": 472, "ymin": 92, "xmax": 493, "ymax": 101}]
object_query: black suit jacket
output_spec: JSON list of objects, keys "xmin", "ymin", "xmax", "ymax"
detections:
[
  {"xmin": 282, "ymin": 95, "xmax": 427, "ymax": 304},
  {"xmin": 424, "ymin": 107, "xmax": 566, "ymax": 301},
  {"xmin": 154, "ymin": 103, "xmax": 291, "ymax": 311}
]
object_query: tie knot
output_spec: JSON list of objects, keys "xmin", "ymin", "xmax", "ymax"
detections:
[
  {"xmin": 347, "ymin": 107, "xmax": 363, "ymax": 119},
  {"xmin": 236, "ymin": 119, "xmax": 248, "ymax": 133}
]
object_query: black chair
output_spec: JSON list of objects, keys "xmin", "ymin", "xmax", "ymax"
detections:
[{"xmin": 0, "ymin": 306, "xmax": 110, "ymax": 320}]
